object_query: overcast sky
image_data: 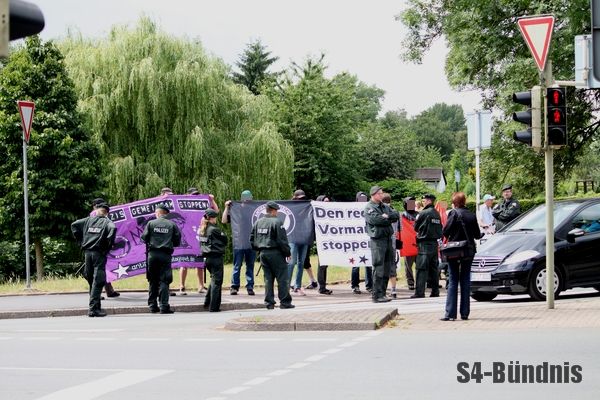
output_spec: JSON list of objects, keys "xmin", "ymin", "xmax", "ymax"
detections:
[{"xmin": 33, "ymin": 0, "xmax": 482, "ymax": 116}]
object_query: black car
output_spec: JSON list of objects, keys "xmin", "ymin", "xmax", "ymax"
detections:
[{"xmin": 471, "ymin": 198, "xmax": 600, "ymax": 301}]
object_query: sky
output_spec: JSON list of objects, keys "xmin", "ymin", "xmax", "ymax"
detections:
[{"xmin": 33, "ymin": 0, "xmax": 482, "ymax": 116}]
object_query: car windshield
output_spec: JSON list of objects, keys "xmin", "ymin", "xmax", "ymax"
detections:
[{"xmin": 506, "ymin": 202, "xmax": 580, "ymax": 232}]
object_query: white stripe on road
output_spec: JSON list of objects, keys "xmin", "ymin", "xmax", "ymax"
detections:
[
  {"xmin": 237, "ymin": 338, "xmax": 282, "ymax": 342},
  {"xmin": 267, "ymin": 369, "xmax": 291, "ymax": 377},
  {"xmin": 16, "ymin": 329, "xmax": 123, "ymax": 333},
  {"xmin": 23, "ymin": 337, "xmax": 61, "ymax": 341},
  {"xmin": 220, "ymin": 386, "xmax": 250, "ymax": 395},
  {"xmin": 292, "ymin": 338, "xmax": 337, "ymax": 342},
  {"xmin": 184, "ymin": 338, "xmax": 224, "ymax": 342},
  {"xmin": 33, "ymin": 369, "xmax": 172, "ymax": 400},
  {"xmin": 75, "ymin": 338, "xmax": 116, "ymax": 342},
  {"xmin": 287, "ymin": 362, "xmax": 310, "ymax": 369},
  {"xmin": 304, "ymin": 355, "xmax": 327, "ymax": 362},
  {"xmin": 129, "ymin": 338, "xmax": 170, "ymax": 342},
  {"xmin": 322, "ymin": 348, "xmax": 343, "ymax": 354},
  {"xmin": 243, "ymin": 377, "xmax": 272, "ymax": 386},
  {"xmin": 338, "ymin": 341, "xmax": 358, "ymax": 348}
]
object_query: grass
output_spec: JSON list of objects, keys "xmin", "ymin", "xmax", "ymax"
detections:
[{"xmin": 0, "ymin": 256, "xmax": 404, "ymax": 295}]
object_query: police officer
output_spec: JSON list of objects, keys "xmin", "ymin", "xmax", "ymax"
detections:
[
  {"xmin": 412, "ymin": 193, "xmax": 443, "ymax": 298},
  {"xmin": 141, "ymin": 204, "xmax": 181, "ymax": 314},
  {"xmin": 201, "ymin": 209, "xmax": 227, "ymax": 312},
  {"xmin": 364, "ymin": 186, "xmax": 399, "ymax": 303},
  {"xmin": 250, "ymin": 201, "xmax": 294, "ymax": 310},
  {"xmin": 90, "ymin": 198, "xmax": 120, "ymax": 298},
  {"xmin": 491, "ymin": 184, "xmax": 521, "ymax": 230},
  {"xmin": 71, "ymin": 203, "xmax": 116, "ymax": 317}
]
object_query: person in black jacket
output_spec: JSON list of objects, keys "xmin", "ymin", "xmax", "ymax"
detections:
[
  {"xmin": 71, "ymin": 203, "xmax": 116, "ymax": 317},
  {"xmin": 441, "ymin": 192, "xmax": 483, "ymax": 321},
  {"xmin": 201, "ymin": 209, "xmax": 228, "ymax": 312}
]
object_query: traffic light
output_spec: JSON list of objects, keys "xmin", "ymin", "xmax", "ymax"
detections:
[
  {"xmin": 512, "ymin": 86, "xmax": 542, "ymax": 148},
  {"xmin": 0, "ymin": 0, "xmax": 45, "ymax": 58},
  {"xmin": 546, "ymin": 87, "xmax": 567, "ymax": 147}
]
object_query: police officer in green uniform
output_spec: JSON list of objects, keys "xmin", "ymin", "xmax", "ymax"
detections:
[
  {"xmin": 71, "ymin": 203, "xmax": 116, "ymax": 317},
  {"xmin": 250, "ymin": 201, "xmax": 294, "ymax": 310},
  {"xmin": 491, "ymin": 184, "xmax": 521, "ymax": 231},
  {"xmin": 412, "ymin": 193, "xmax": 443, "ymax": 298},
  {"xmin": 200, "ymin": 209, "xmax": 227, "ymax": 312},
  {"xmin": 364, "ymin": 186, "xmax": 399, "ymax": 303},
  {"xmin": 141, "ymin": 204, "xmax": 181, "ymax": 314}
]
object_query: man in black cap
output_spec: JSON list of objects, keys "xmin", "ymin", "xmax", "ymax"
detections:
[
  {"xmin": 90, "ymin": 198, "xmax": 120, "ymax": 298},
  {"xmin": 250, "ymin": 201, "xmax": 294, "ymax": 309},
  {"xmin": 71, "ymin": 203, "xmax": 117, "ymax": 317},
  {"xmin": 492, "ymin": 184, "xmax": 521, "ymax": 230},
  {"xmin": 364, "ymin": 186, "xmax": 399, "ymax": 303},
  {"xmin": 412, "ymin": 193, "xmax": 443, "ymax": 298},
  {"xmin": 142, "ymin": 204, "xmax": 181, "ymax": 314}
]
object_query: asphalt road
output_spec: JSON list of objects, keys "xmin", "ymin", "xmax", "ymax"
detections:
[{"xmin": 1, "ymin": 290, "xmax": 599, "ymax": 400}]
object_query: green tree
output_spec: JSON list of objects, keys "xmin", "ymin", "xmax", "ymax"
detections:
[
  {"xmin": 0, "ymin": 36, "xmax": 102, "ymax": 279},
  {"xmin": 266, "ymin": 56, "xmax": 384, "ymax": 199},
  {"xmin": 398, "ymin": 0, "xmax": 596, "ymax": 195},
  {"xmin": 232, "ymin": 39, "xmax": 279, "ymax": 95},
  {"xmin": 60, "ymin": 18, "xmax": 293, "ymax": 205},
  {"xmin": 409, "ymin": 103, "xmax": 466, "ymax": 160}
]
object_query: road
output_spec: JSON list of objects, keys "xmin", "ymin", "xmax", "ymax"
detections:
[{"xmin": 1, "ymin": 289, "xmax": 599, "ymax": 400}]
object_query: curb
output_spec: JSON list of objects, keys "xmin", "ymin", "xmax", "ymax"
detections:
[
  {"xmin": 0, "ymin": 301, "xmax": 265, "ymax": 320},
  {"xmin": 224, "ymin": 308, "xmax": 399, "ymax": 331}
]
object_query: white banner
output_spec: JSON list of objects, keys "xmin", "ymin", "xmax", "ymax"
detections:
[{"xmin": 311, "ymin": 201, "xmax": 372, "ymax": 267}]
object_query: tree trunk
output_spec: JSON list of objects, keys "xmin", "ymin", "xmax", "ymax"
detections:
[{"xmin": 34, "ymin": 238, "xmax": 44, "ymax": 281}]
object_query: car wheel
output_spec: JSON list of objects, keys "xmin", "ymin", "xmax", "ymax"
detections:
[
  {"xmin": 528, "ymin": 264, "xmax": 561, "ymax": 301},
  {"xmin": 471, "ymin": 292, "xmax": 497, "ymax": 302}
]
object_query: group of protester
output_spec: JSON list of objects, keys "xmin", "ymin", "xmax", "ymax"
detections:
[{"xmin": 70, "ymin": 183, "xmax": 520, "ymax": 318}]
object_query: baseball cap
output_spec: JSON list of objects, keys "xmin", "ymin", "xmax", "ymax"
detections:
[
  {"xmin": 293, "ymin": 189, "xmax": 306, "ymax": 199},
  {"xmin": 241, "ymin": 190, "xmax": 253, "ymax": 201},
  {"xmin": 483, "ymin": 194, "xmax": 495, "ymax": 201}
]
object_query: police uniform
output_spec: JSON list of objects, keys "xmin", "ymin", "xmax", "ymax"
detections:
[
  {"xmin": 71, "ymin": 204, "xmax": 116, "ymax": 317},
  {"xmin": 413, "ymin": 195, "xmax": 443, "ymax": 298},
  {"xmin": 491, "ymin": 184, "xmax": 521, "ymax": 230},
  {"xmin": 141, "ymin": 206, "xmax": 181, "ymax": 313},
  {"xmin": 250, "ymin": 201, "xmax": 294, "ymax": 309},
  {"xmin": 201, "ymin": 209, "xmax": 228, "ymax": 312},
  {"xmin": 364, "ymin": 187, "xmax": 399, "ymax": 302}
]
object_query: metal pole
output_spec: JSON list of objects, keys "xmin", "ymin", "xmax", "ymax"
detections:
[
  {"xmin": 475, "ymin": 147, "xmax": 481, "ymax": 210},
  {"xmin": 23, "ymin": 139, "xmax": 31, "ymax": 290},
  {"xmin": 543, "ymin": 61, "xmax": 554, "ymax": 309}
]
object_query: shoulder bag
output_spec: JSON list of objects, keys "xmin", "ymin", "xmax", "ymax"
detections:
[{"xmin": 440, "ymin": 210, "xmax": 475, "ymax": 262}]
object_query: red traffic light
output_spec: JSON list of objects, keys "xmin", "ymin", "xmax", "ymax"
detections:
[
  {"xmin": 547, "ymin": 88, "xmax": 564, "ymax": 107},
  {"xmin": 549, "ymin": 108, "xmax": 565, "ymax": 124}
]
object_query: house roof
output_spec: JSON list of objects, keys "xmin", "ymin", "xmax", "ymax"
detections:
[{"xmin": 415, "ymin": 168, "xmax": 445, "ymax": 182}]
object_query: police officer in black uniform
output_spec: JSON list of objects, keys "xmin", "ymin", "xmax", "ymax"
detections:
[
  {"xmin": 364, "ymin": 186, "xmax": 399, "ymax": 303},
  {"xmin": 201, "ymin": 209, "xmax": 227, "ymax": 312},
  {"xmin": 412, "ymin": 193, "xmax": 443, "ymax": 298},
  {"xmin": 141, "ymin": 204, "xmax": 181, "ymax": 314},
  {"xmin": 491, "ymin": 184, "xmax": 521, "ymax": 230},
  {"xmin": 250, "ymin": 201, "xmax": 294, "ymax": 310},
  {"xmin": 71, "ymin": 203, "xmax": 116, "ymax": 317}
]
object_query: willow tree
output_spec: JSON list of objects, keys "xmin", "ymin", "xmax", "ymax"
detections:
[{"xmin": 59, "ymin": 18, "xmax": 293, "ymax": 205}]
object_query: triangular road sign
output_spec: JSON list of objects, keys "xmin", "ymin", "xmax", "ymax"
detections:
[
  {"xmin": 518, "ymin": 16, "xmax": 555, "ymax": 72},
  {"xmin": 17, "ymin": 100, "xmax": 35, "ymax": 144}
]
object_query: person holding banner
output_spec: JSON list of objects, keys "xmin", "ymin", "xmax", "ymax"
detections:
[
  {"xmin": 352, "ymin": 191, "xmax": 373, "ymax": 294},
  {"xmin": 250, "ymin": 201, "xmax": 294, "ymax": 309},
  {"xmin": 288, "ymin": 189, "xmax": 310, "ymax": 295},
  {"xmin": 142, "ymin": 205, "xmax": 181, "ymax": 314},
  {"xmin": 71, "ymin": 203, "xmax": 116, "ymax": 317},
  {"xmin": 364, "ymin": 186, "xmax": 399, "ymax": 303},
  {"xmin": 200, "ymin": 209, "xmax": 227, "ymax": 312}
]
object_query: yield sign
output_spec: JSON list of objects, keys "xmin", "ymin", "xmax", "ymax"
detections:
[
  {"xmin": 17, "ymin": 100, "xmax": 35, "ymax": 144},
  {"xmin": 518, "ymin": 15, "xmax": 555, "ymax": 72}
]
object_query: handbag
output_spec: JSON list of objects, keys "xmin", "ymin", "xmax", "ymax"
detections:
[{"xmin": 440, "ymin": 210, "xmax": 474, "ymax": 261}]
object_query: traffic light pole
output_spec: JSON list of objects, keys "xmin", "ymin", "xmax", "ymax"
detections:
[{"xmin": 542, "ymin": 61, "xmax": 555, "ymax": 309}]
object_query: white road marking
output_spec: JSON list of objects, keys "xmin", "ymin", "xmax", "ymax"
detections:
[
  {"xmin": 75, "ymin": 338, "xmax": 116, "ymax": 342},
  {"xmin": 15, "ymin": 329, "xmax": 123, "ymax": 333},
  {"xmin": 129, "ymin": 338, "xmax": 170, "ymax": 342},
  {"xmin": 243, "ymin": 377, "xmax": 272, "ymax": 385},
  {"xmin": 237, "ymin": 338, "xmax": 282, "ymax": 342},
  {"xmin": 322, "ymin": 348, "xmax": 343, "ymax": 354},
  {"xmin": 33, "ymin": 369, "xmax": 172, "ymax": 400},
  {"xmin": 292, "ymin": 338, "xmax": 337, "ymax": 342},
  {"xmin": 0, "ymin": 367, "xmax": 116, "ymax": 372},
  {"xmin": 184, "ymin": 338, "xmax": 224, "ymax": 342},
  {"xmin": 304, "ymin": 355, "xmax": 327, "ymax": 362},
  {"xmin": 338, "ymin": 341, "xmax": 358, "ymax": 348},
  {"xmin": 287, "ymin": 362, "xmax": 310, "ymax": 369},
  {"xmin": 268, "ymin": 369, "xmax": 291, "ymax": 377},
  {"xmin": 220, "ymin": 386, "xmax": 250, "ymax": 395},
  {"xmin": 23, "ymin": 337, "xmax": 61, "ymax": 341}
]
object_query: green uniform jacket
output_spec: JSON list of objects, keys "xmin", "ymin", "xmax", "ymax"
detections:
[
  {"xmin": 201, "ymin": 223, "xmax": 228, "ymax": 256},
  {"xmin": 364, "ymin": 200, "xmax": 400, "ymax": 240},
  {"xmin": 414, "ymin": 204, "xmax": 443, "ymax": 242},
  {"xmin": 71, "ymin": 215, "xmax": 116, "ymax": 253},
  {"xmin": 250, "ymin": 215, "xmax": 291, "ymax": 257},
  {"xmin": 141, "ymin": 216, "xmax": 182, "ymax": 254},
  {"xmin": 491, "ymin": 197, "xmax": 521, "ymax": 230}
]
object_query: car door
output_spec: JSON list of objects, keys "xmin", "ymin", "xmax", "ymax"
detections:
[{"xmin": 565, "ymin": 203, "xmax": 600, "ymax": 285}]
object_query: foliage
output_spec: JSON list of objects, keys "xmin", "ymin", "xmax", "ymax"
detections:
[
  {"xmin": 232, "ymin": 39, "xmax": 279, "ymax": 95},
  {"xmin": 0, "ymin": 36, "xmax": 102, "ymax": 274},
  {"xmin": 409, "ymin": 103, "xmax": 466, "ymax": 160},
  {"xmin": 398, "ymin": 0, "xmax": 598, "ymax": 195},
  {"xmin": 266, "ymin": 56, "xmax": 384, "ymax": 199},
  {"xmin": 374, "ymin": 178, "xmax": 431, "ymax": 200},
  {"xmin": 59, "ymin": 18, "xmax": 293, "ymax": 205}
]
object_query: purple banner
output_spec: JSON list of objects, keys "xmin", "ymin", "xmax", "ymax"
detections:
[{"xmin": 105, "ymin": 195, "xmax": 209, "ymax": 282}]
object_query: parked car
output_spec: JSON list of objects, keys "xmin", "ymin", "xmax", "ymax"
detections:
[{"xmin": 471, "ymin": 198, "xmax": 600, "ymax": 301}]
